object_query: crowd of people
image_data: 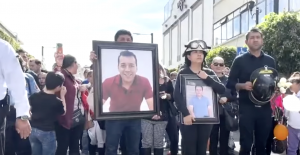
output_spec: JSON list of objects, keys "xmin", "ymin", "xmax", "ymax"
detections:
[{"xmin": 0, "ymin": 27, "xmax": 299, "ymax": 155}]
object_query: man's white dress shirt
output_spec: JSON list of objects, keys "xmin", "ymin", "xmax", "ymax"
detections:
[{"xmin": 0, "ymin": 39, "xmax": 30, "ymax": 117}]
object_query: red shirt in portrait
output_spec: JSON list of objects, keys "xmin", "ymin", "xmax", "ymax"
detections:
[{"xmin": 102, "ymin": 75, "xmax": 153, "ymax": 112}]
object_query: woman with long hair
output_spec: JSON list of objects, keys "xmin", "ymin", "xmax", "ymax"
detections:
[
  {"xmin": 174, "ymin": 39, "xmax": 225, "ymax": 155},
  {"xmin": 141, "ymin": 64, "xmax": 174, "ymax": 155},
  {"xmin": 55, "ymin": 55, "xmax": 86, "ymax": 155}
]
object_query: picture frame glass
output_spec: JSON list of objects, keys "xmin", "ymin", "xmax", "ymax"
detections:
[
  {"xmin": 185, "ymin": 79, "xmax": 217, "ymax": 119},
  {"xmin": 101, "ymin": 49, "xmax": 155, "ymax": 113}
]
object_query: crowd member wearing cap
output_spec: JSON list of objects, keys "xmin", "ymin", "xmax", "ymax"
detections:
[
  {"xmin": 173, "ymin": 39, "xmax": 225, "ymax": 155},
  {"xmin": 227, "ymin": 28, "xmax": 276, "ymax": 155},
  {"xmin": 90, "ymin": 30, "xmax": 143, "ymax": 155},
  {"xmin": 209, "ymin": 56, "xmax": 237, "ymax": 155}
]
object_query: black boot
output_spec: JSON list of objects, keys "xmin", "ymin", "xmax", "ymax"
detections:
[
  {"xmin": 142, "ymin": 148, "xmax": 152, "ymax": 155},
  {"xmin": 154, "ymin": 148, "xmax": 164, "ymax": 155}
]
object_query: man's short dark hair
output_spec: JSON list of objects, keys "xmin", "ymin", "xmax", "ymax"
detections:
[
  {"xmin": 16, "ymin": 49, "xmax": 27, "ymax": 54},
  {"xmin": 118, "ymin": 50, "xmax": 137, "ymax": 66},
  {"xmin": 45, "ymin": 72, "xmax": 65, "ymax": 90},
  {"xmin": 114, "ymin": 29, "xmax": 133, "ymax": 41},
  {"xmin": 29, "ymin": 59, "xmax": 42, "ymax": 65},
  {"xmin": 195, "ymin": 85, "xmax": 203, "ymax": 90},
  {"xmin": 246, "ymin": 27, "xmax": 263, "ymax": 40}
]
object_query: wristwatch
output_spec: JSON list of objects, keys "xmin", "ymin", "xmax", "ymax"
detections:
[{"xmin": 16, "ymin": 115, "xmax": 30, "ymax": 121}]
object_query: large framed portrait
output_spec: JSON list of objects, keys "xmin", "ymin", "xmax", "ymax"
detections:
[
  {"xmin": 180, "ymin": 74, "xmax": 219, "ymax": 124},
  {"xmin": 92, "ymin": 41, "xmax": 160, "ymax": 120}
]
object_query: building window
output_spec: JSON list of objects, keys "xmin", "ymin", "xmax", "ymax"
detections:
[
  {"xmin": 241, "ymin": 11, "xmax": 248, "ymax": 34},
  {"xmin": 213, "ymin": 0, "xmax": 275, "ymax": 46},
  {"xmin": 214, "ymin": 26, "xmax": 221, "ymax": 45},
  {"xmin": 164, "ymin": 0, "xmax": 172, "ymax": 21},
  {"xmin": 257, "ymin": 1, "xmax": 266, "ymax": 23},
  {"xmin": 227, "ymin": 19, "xmax": 233, "ymax": 39},
  {"xmin": 221, "ymin": 24, "xmax": 227, "ymax": 43},
  {"xmin": 249, "ymin": 11, "xmax": 256, "ymax": 29},
  {"xmin": 266, "ymin": 0, "xmax": 274, "ymax": 14},
  {"xmin": 233, "ymin": 16, "xmax": 240, "ymax": 36},
  {"xmin": 279, "ymin": 0, "xmax": 289, "ymax": 12},
  {"xmin": 290, "ymin": 0, "xmax": 300, "ymax": 11}
]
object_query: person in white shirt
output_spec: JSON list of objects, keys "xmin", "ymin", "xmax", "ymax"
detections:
[
  {"xmin": 286, "ymin": 76, "xmax": 300, "ymax": 155},
  {"xmin": 0, "ymin": 39, "xmax": 31, "ymax": 155}
]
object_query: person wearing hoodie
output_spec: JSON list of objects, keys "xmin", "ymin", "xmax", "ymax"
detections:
[
  {"xmin": 209, "ymin": 57, "xmax": 237, "ymax": 155},
  {"xmin": 174, "ymin": 39, "xmax": 225, "ymax": 155}
]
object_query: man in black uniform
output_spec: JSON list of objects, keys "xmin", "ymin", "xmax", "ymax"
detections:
[{"xmin": 227, "ymin": 28, "xmax": 276, "ymax": 155}]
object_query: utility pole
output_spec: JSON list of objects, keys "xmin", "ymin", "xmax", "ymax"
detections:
[
  {"xmin": 274, "ymin": 0, "xmax": 279, "ymax": 14},
  {"xmin": 151, "ymin": 33, "xmax": 153, "ymax": 44},
  {"xmin": 255, "ymin": 7, "xmax": 259, "ymax": 25},
  {"xmin": 41, "ymin": 46, "xmax": 44, "ymax": 63}
]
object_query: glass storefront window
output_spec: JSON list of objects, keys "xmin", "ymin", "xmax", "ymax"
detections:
[
  {"xmin": 266, "ymin": 0, "xmax": 274, "ymax": 14},
  {"xmin": 257, "ymin": 2, "xmax": 266, "ymax": 23},
  {"xmin": 233, "ymin": 16, "xmax": 240, "ymax": 36},
  {"xmin": 249, "ymin": 11, "xmax": 256, "ymax": 30},
  {"xmin": 227, "ymin": 20, "xmax": 233, "ymax": 39},
  {"xmin": 241, "ymin": 11, "xmax": 248, "ymax": 33},
  {"xmin": 221, "ymin": 24, "xmax": 227, "ymax": 43},
  {"xmin": 279, "ymin": 0, "xmax": 289, "ymax": 12},
  {"xmin": 290, "ymin": 0, "xmax": 300, "ymax": 11},
  {"xmin": 214, "ymin": 27, "xmax": 221, "ymax": 45}
]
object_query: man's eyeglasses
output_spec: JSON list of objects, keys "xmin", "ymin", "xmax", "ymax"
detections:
[{"xmin": 213, "ymin": 63, "xmax": 224, "ymax": 67}]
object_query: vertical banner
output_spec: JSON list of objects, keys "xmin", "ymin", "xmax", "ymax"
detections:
[{"xmin": 54, "ymin": 43, "xmax": 64, "ymax": 71}]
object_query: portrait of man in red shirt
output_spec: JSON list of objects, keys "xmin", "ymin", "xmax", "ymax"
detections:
[{"xmin": 102, "ymin": 50, "xmax": 154, "ymax": 112}]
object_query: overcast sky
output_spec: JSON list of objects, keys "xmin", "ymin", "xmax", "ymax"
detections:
[{"xmin": 0, "ymin": 0, "xmax": 167, "ymax": 70}]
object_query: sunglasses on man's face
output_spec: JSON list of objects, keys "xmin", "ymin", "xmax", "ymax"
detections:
[{"xmin": 213, "ymin": 63, "xmax": 224, "ymax": 67}]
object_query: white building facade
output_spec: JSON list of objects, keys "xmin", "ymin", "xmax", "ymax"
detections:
[{"xmin": 162, "ymin": 0, "xmax": 214, "ymax": 68}]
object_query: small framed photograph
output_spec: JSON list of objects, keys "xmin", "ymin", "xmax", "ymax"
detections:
[
  {"xmin": 180, "ymin": 74, "xmax": 219, "ymax": 124},
  {"xmin": 92, "ymin": 41, "xmax": 160, "ymax": 120}
]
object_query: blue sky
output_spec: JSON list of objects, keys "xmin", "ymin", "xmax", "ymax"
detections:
[{"xmin": 0, "ymin": 0, "xmax": 167, "ymax": 70}]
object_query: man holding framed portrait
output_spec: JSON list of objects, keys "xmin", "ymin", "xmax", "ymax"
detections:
[
  {"xmin": 90, "ymin": 30, "xmax": 142, "ymax": 155},
  {"xmin": 90, "ymin": 29, "xmax": 160, "ymax": 155}
]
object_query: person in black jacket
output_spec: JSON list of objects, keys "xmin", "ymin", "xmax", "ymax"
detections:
[
  {"xmin": 209, "ymin": 57, "xmax": 237, "ymax": 155},
  {"xmin": 174, "ymin": 39, "xmax": 225, "ymax": 155}
]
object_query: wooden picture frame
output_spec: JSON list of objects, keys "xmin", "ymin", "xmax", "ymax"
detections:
[
  {"xmin": 180, "ymin": 74, "xmax": 220, "ymax": 124},
  {"xmin": 92, "ymin": 41, "xmax": 160, "ymax": 120}
]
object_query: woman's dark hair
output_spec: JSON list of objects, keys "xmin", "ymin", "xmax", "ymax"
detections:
[
  {"xmin": 114, "ymin": 29, "xmax": 133, "ymax": 41},
  {"xmin": 62, "ymin": 54, "xmax": 76, "ymax": 69},
  {"xmin": 184, "ymin": 51, "xmax": 207, "ymax": 68}
]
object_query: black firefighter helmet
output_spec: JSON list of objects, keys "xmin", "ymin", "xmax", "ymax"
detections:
[{"xmin": 249, "ymin": 66, "xmax": 278, "ymax": 106}]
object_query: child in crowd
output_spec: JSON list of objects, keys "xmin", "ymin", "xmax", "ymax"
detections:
[
  {"xmin": 286, "ymin": 76, "xmax": 300, "ymax": 155},
  {"xmin": 29, "ymin": 72, "xmax": 66, "ymax": 155}
]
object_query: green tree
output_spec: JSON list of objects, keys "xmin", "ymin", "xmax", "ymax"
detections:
[
  {"xmin": 257, "ymin": 12, "xmax": 300, "ymax": 76},
  {"xmin": 205, "ymin": 46, "xmax": 237, "ymax": 67},
  {"xmin": 0, "ymin": 29, "xmax": 20, "ymax": 50}
]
